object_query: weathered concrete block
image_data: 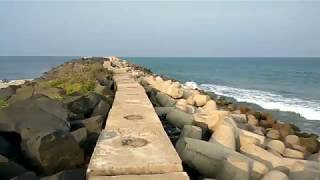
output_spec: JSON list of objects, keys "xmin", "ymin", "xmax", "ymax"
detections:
[
  {"xmin": 180, "ymin": 125, "xmax": 202, "ymax": 140},
  {"xmin": 166, "ymin": 109, "xmax": 194, "ymax": 129},
  {"xmin": 89, "ymin": 172, "xmax": 189, "ymax": 180}
]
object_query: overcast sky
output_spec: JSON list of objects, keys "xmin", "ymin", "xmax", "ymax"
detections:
[{"xmin": 0, "ymin": 1, "xmax": 319, "ymax": 57}]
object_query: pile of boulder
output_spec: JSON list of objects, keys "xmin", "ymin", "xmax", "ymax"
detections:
[
  {"xmin": 137, "ymin": 73, "xmax": 320, "ymax": 180},
  {"xmin": 0, "ymin": 58, "xmax": 115, "ymax": 180}
]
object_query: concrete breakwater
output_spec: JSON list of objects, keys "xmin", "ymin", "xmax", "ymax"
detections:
[
  {"xmin": 0, "ymin": 56, "xmax": 319, "ymax": 180},
  {"xmin": 87, "ymin": 63, "xmax": 188, "ymax": 179},
  {"xmin": 91, "ymin": 57, "xmax": 319, "ymax": 180}
]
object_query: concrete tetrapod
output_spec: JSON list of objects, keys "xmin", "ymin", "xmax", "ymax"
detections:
[
  {"xmin": 175, "ymin": 137, "xmax": 268, "ymax": 179},
  {"xmin": 166, "ymin": 109, "xmax": 194, "ymax": 129}
]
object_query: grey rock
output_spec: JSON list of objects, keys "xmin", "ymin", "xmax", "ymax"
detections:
[
  {"xmin": 155, "ymin": 92, "xmax": 176, "ymax": 107},
  {"xmin": 21, "ymin": 131, "xmax": 84, "ymax": 175},
  {"xmin": 166, "ymin": 109, "xmax": 194, "ymax": 128}
]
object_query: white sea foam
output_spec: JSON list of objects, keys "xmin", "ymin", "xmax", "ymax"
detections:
[
  {"xmin": 185, "ymin": 81, "xmax": 320, "ymax": 120},
  {"xmin": 184, "ymin": 81, "xmax": 199, "ymax": 89}
]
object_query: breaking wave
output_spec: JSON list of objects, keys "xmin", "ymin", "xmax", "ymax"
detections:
[{"xmin": 185, "ymin": 81, "xmax": 320, "ymax": 120}]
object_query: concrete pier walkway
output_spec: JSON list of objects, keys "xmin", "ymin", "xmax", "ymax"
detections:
[{"xmin": 87, "ymin": 67, "xmax": 188, "ymax": 179}]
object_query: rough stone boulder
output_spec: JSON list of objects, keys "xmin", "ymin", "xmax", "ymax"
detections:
[
  {"xmin": 166, "ymin": 109, "xmax": 194, "ymax": 128},
  {"xmin": 41, "ymin": 168, "xmax": 85, "ymax": 180},
  {"xmin": 7, "ymin": 85, "xmax": 34, "ymax": 104},
  {"xmin": 91, "ymin": 100, "xmax": 110, "ymax": 119},
  {"xmin": 0, "ymin": 86, "xmax": 16, "ymax": 100},
  {"xmin": 176, "ymin": 137, "xmax": 268, "ymax": 179},
  {"xmin": 261, "ymin": 170, "xmax": 289, "ymax": 180},
  {"xmin": 155, "ymin": 92, "xmax": 176, "ymax": 107},
  {"xmin": 21, "ymin": 131, "xmax": 84, "ymax": 175},
  {"xmin": 64, "ymin": 93, "xmax": 101, "ymax": 119},
  {"xmin": 0, "ymin": 96, "xmax": 69, "ymax": 139},
  {"xmin": 70, "ymin": 115, "xmax": 103, "ymax": 134}
]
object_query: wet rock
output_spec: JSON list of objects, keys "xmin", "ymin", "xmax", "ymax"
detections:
[
  {"xmin": 180, "ymin": 125, "xmax": 202, "ymax": 140},
  {"xmin": 267, "ymin": 140, "xmax": 285, "ymax": 155},
  {"xmin": 283, "ymin": 148, "xmax": 304, "ymax": 159},
  {"xmin": 261, "ymin": 170, "xmax": 289, "ymax": 180},
  {"xmin": 41, "ymin": 168, "xmax": 85, "ymax": 180},
  {"xmin": 70, "ymin": 115, "xmax": 103, "ymax": 134},
  {"xmin": 155, "ymin": 92, "xmax": 176, "ymax": 107},
  {"xmin": 267, "ymin": 129, "xmax": 281, "ymax": 140},
  {"xmin": 21, "ymin": 131, "xmax": 84, "ymax": 175},
  {"xmin": 166, "ymin": 109, "xmax": 194, "ymax": 128},
  {"xmin": 0, "ymin": 154, "xmax": 28, "ymax": 180},
  {"xmin": 0, "ymin": 96, "xmax": 69, "ymax": 139}
]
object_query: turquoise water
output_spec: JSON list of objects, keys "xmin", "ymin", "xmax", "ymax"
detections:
[{"xmin": 0, "ymin": 56, "xmax": 319, "ymax": 122}]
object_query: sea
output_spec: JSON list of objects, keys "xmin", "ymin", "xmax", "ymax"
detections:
[{"xmin": 1, "ymin": 56, "xmax": 320, "ymax": 134}]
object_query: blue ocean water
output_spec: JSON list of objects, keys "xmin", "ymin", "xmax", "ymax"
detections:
[
  {"xmin": 127, "ymin": 57, "xmax": 320, "ymax": 121},
  {"xmin": 0, "ymin": 56, "xmax": 319, "ymax": 122}
]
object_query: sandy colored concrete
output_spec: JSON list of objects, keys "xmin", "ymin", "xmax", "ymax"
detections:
[
  {"xmin": 88, "ymin": 72, "xmax": 184, "ymax": 178},
  {"xmin": 89, "ymin": 172, "xmax": 189, "ymax": 180}
]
